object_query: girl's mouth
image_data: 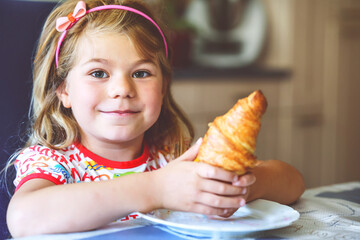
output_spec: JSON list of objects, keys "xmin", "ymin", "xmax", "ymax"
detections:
[{"xmin": 100, "ymin": 110, "xmax": 140, "ymax": 116}]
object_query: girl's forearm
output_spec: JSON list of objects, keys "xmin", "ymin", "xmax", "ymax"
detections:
[
  {"xmin": 248, "ymin": 160, "xmax": 305, "ymax": 205},
  {"xmin": 7, "ymin": 171, "xmax": 158, "ymax": 237}
]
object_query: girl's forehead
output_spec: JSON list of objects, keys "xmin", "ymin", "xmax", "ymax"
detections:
[
  {"xmin": 71, "ymin": 31, "xmax": 159, "ymax": 69},
  {"xmin": 74, "ymin": 32, "xmax": 138, "ymax": 63},
  {"xmin": 78, "ymin": 31, "xmax": 133, "ymax": 49}
]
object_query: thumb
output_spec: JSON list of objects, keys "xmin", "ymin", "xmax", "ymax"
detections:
[{"xmin": 176, "ymin": 138, "xmax": 202, "ymax": 162}]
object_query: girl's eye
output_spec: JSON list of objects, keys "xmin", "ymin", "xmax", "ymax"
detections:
[
  {"xmin": 91, "ymin": 70, "xmax": 108, "ymax": 78},
  {"xmin": 132, "ymin": 71, "xmax": 150, "ymax": 78}
]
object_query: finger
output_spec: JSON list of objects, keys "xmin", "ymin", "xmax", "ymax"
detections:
[
  {"xmin": 196, "ymin": 192, "xmax": 246, "ymax": 209},
  {"xmin": 233, "ymin": 173, "xmax": 256, "ymax": 187},
  {"xmin": 176, "ymin": 138, "xmax": 202, "ymax": 162},
  {"xmin": 199, "ymin": 179, "xmax": 244, "ymax": 196},
  {"xmin": 242, "ymin": 187, "xmax": 250, "ymax": 201},
  {"xmin": 216, "ymin": 208, "xmax": 238, "ymax": 218},
  {"xmin": 189, "ymin": 203, "xmax": 230, "ymax": 217},
  {"xmin": 196, "ymin": 164, "xmax": 238, "ymax": 183}
]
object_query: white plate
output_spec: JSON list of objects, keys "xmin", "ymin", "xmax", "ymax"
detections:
[{"xmin": 137, "ymin": 199, "xmax": 299, "ymax": 237}]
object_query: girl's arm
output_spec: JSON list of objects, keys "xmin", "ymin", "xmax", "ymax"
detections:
[
  {"xmin": 247, "ymin": 159, "xmax": 305, "ymax": 205},
  {"xmin": 7, "ymin": 141, "xmax": 246, "ymax": 237},
  {"xmin": 7, "ymin": 171, "xmax": 158, "ymax": 237}
]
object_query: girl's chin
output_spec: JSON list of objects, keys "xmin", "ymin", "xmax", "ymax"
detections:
[{"xmin": 97, "ymin": 133, "xmax": 144, "ymax": 144}]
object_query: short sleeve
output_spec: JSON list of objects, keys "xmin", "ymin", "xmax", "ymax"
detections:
[{"xmin": 14, "ymin": 146, "xmax": 73, "ymax": 191}]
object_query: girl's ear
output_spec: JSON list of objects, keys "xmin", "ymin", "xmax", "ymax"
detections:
[{"xmin": 56, "ymin": 81, "xmax": 71, "ymax": 108}]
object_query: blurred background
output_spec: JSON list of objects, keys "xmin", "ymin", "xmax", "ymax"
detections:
[
  {"xmin": 1, "ymin": 0, "xmax": 360, "ymax": 238},
  {"xmin": 167, "ymin": 0, "xmax": 360, "ymax": 189}
]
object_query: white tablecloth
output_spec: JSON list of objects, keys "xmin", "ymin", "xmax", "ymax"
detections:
[{"xmin": 247, "ymin": 181, "xmax": 360, "ymax": 239}]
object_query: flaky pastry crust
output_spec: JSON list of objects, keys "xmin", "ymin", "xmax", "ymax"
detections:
[{"xmin": 196, "ymin": 90, "xmax": 268, "ymax": 175}]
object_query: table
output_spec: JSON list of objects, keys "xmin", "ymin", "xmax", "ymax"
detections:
[{"xmin": 14, "ymin": 181, "xmax": 360, "ymax": 240}]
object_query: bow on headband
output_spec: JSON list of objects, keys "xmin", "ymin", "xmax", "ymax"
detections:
[{"xmin": 56, "ymin": 1, "xmax": 86, "ymax": 32}]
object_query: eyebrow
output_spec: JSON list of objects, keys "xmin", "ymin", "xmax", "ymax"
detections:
[
  {"xmin": 82, "ymin": 58, "xmax": 156, "ymax": 67},
  {"xmin": 82, "ymin": 58, "xmax": 109, "ymax": 66}
]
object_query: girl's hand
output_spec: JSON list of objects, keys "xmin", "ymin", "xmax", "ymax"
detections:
[
  {"xmin": 217, "ymin": 172, "xmax": 256, "ymax": 217},
  {"xmin": 152, "ymin": 139, "xmax": 255, "ymax": 217}
]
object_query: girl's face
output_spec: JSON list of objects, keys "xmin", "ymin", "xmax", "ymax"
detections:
[{"xmin": 58, "ymin": 32, "xmax": 164, "ymax": 153}]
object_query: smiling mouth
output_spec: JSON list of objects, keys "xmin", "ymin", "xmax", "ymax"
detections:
[{"xmin": 100, "ymin": 110, "xmax": 140, "ymax": 116}]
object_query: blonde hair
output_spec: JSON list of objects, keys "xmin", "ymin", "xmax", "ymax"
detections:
[{"xmin": 26, "ymin": 0, "xmax": 194, "ymax": 157}]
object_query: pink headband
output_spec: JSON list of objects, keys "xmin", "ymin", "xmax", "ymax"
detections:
[{"xmin": 55, "ymin": 1, "xmax": 168, "ymax": 68}]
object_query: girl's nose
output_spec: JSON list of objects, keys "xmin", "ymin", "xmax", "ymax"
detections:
[{"xmin": 107, "ymin": 75, "xmax": 136, "ymax": 99}]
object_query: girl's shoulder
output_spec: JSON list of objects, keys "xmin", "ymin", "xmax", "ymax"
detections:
[
  {"xmin": 13, "ymin": 144, "xmax": 80, "ymax": 189},
  {"xmin": 17, "ymin": 144, "xmax": 79, "ymax": 162}
]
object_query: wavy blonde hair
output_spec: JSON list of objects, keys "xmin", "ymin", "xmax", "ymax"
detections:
[{"xmin": 25, "ymin": 0, "xmax": 193, "ymax": 157}]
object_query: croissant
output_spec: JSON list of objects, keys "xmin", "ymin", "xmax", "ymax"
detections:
[{"xmin": 196, "ymin": 90, "xmax": 267, "ymax": 175}]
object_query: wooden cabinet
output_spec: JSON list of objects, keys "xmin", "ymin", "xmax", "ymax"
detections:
[
  {"xmin": 325, "ymin": 0, "xmax": 360, "ymax": 184},
  {"xmin": 282, "ymin": 0, "xmax": 360, "ymax": 188}
]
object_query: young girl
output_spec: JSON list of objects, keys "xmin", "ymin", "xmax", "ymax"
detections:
[{"xmin": 6, "ymin": 0, "xmax": 305, "ymax": 237}]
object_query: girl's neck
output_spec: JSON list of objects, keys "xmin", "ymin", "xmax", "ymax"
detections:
[{"xmin": 80, "ymin": 136, "xmax": 144, "ymax": 162}]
